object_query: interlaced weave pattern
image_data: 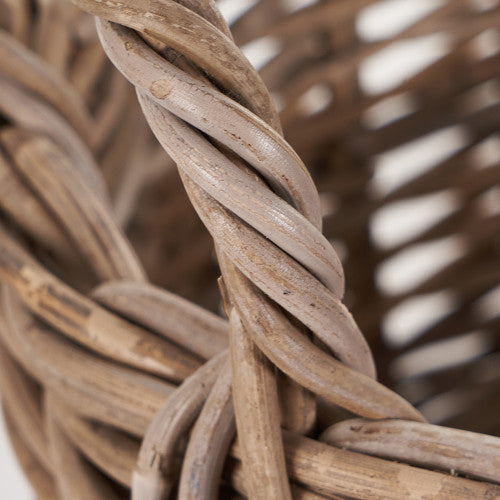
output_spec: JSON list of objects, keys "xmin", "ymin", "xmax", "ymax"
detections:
[{"xmin": 0, "ymin": 0, "xmax": 499, "ymax": 499}]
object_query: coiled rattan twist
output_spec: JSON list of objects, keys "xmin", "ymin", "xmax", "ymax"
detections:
[{"xmin": 0, "ymin": 0, "xmax": 499, "ymax": 499}]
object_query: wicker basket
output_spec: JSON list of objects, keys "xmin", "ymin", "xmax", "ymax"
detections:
[{"xmin": 0, "ymin": 0, "xmax": 499, "ymax": 498}]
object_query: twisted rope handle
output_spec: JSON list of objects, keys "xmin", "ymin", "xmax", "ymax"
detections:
[{"xmin": 68, "ymin": 1, "xmax": 428, "ymax": 497}]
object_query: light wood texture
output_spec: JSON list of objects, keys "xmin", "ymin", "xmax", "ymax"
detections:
[{"xmin": 0, "ymin": 0, "xmax": 498, "ymax": 498}]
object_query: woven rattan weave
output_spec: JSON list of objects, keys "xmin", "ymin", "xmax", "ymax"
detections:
[{"xmin": 0, "ymin": 0, "xmax": 499, "ymax": 498}]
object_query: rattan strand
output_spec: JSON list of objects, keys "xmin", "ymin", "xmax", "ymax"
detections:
[{"xmin": 0, "ymin": 0, "xmax": 499, "ymax": 499}]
